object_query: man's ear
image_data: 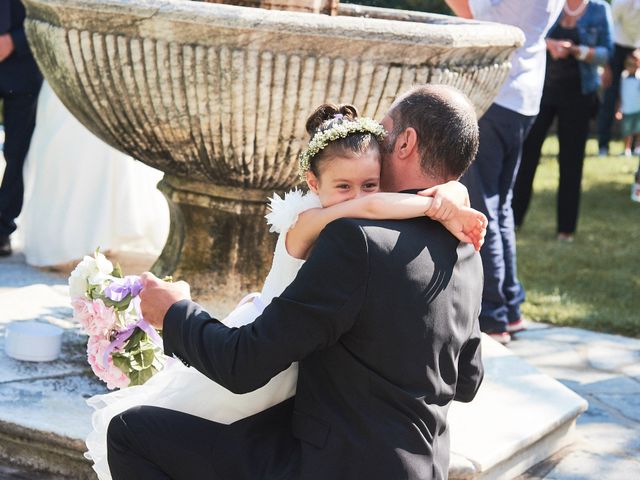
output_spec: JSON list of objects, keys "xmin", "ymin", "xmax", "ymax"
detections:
[
  {"xmin": 397, "ymin": 127, "xmax": 418, "ymax": 160},
  {"xmin": 306, "ymin": 171, "xmax": 320, "ymax": 194}
]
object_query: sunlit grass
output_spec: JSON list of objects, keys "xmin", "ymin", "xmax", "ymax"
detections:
[{"xmin": 516, "ymin": 136, "xmax": 640, "ymax": 337}]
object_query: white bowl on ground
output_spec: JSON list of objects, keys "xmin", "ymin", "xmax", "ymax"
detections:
[{"xmin": 4, "ymin": 320, "xmax": 64, "ymax": 362}]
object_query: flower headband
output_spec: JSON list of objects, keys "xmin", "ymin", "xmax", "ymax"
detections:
[{"xmin": 298, "ymin": 117, "xmax": 387, "ymax": 180}]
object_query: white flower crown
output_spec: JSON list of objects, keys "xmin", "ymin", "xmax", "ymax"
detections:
[{"xmin": 298, "ymin": 117, "xmax": 387, "ymax": 181}]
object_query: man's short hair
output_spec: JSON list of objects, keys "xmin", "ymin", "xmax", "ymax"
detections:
[{"xmin": 387, "ymin": 85, "xmax": 479, "ymax": 179}]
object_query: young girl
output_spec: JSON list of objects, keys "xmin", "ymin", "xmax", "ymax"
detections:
[
  {"xmin": 618, "ymin": 51, "xmax": 640, "ymax": 159},
  {"xmin": 85, "ymin": 103, "xmax": 486, "ymax": 479}
]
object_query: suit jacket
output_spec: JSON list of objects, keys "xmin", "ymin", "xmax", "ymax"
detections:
[
  {"xmin": 0, "ymin": 0, "xmax": 42, "ymax": 95},
  {"xmin": 165, "ymin": 211, "xmax": 484, "ymax": 480}
]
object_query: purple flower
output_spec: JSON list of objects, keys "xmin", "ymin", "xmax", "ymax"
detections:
[{"xmin": 104, "ymin": 276, "xmax": 143, "ymax": 302}]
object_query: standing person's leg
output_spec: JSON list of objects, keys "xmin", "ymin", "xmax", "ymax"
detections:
[
  {"xmin": 461, "ymin": 104, "xmax": 514, "ymax": 337},
  {"xmin": 556, "ymin": 95, "xmax": 593, "ymax": 236},
  {"xmin": 513, "ymin": 104, "xmax": 558, "ymax": 228},
  {"xmin": 497, "ymin": 112, "xmax": 536, "ymax": 331},
  {"xmin": 597, "ymin": 44, "xmax": 634, "ymax": 154},
  {"xmin": 107, "ymin": 399, "xmax": 297, "ymax": 480},
  {"xmin": 0, "ymin": 91, "xmax": 39, "ymax": 241}
]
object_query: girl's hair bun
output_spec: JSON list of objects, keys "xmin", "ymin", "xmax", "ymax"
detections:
[{"xmin": 305, "ymin": 103, "xmax": 360, "ymax": 135}]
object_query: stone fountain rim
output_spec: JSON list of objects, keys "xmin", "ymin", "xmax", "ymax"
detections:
[{"xmin": 25, "ymin": 0, "xmax": 524, "ymax": 49}]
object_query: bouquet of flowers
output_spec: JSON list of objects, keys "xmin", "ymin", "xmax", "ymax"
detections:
[{"xmin": 69, "ymin": 250, "xmax": 165, "ymax": 389}]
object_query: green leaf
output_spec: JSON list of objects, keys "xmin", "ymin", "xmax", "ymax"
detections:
[
  {"xmin": 112, "ymin": 263, "xmax": 124, "ymax": 279},
  {"xmin": 129, "ymin": 367, "xmax": 154, "ymax": 386},
  {"xmin": 132, "ymin": 348, "xmax": 156, "ymax": 370},
  {"xmin": 100, "ymin": 294, "xmax": 132, "ymax": 311},
  {"xmin": 124, "ymin": 328, "xmax": 146, "ymax": 352},
  {"xmin": 111, "ymin": 353, "xmax": 131, "ymax": 374}
]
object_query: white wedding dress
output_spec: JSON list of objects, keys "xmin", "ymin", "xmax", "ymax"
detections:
[
  {"xmin": 85, "ymin": 189, "xmax": 322, "ymax": 480},
  {"xmin": 18, "ymin": 81, "xmax": 169, "ymax": 266}
]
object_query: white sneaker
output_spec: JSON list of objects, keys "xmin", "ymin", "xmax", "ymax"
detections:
[
  {"xmin": 488, "ymin": 332, "xmax": 512, "ymax": 345},
  {"xmin": 507, "ymin": 317, "xmax": 527, "ymax": 333}
]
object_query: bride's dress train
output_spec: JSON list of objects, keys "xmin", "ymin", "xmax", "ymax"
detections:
[
  {"xmin": 85, "ymin": 189, "xmax": 322, "ymax": 480},
  {"xmin": 18, "ymin": 81, "xmax": 169, "ymax": 266}
]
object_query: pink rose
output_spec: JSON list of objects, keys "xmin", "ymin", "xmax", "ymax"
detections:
[
  {"xmin": 72, "ymin": 297, "xmax": 116, "ymax": 336},
  {"xmin": 87, "ymin": 335, "xmax": 130, "ymax": 390}
]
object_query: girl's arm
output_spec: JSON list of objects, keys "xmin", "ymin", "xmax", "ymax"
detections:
[
  {"xmin": 286, "ymin": 193, "xmax": 435, "ymax": 259},
  {"xmin": 287, "ymin": 190, "xmax": 486, "ymax": 259}
]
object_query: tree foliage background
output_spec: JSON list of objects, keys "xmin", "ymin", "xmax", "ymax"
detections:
[{"xmin": 344, "ymin": 0, "xmax": 452, "ymax": 15}]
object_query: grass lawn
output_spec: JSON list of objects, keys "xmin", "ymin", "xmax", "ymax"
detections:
[{"xmin": 516, "ymin": 136, "xmax": 640, "ymax": 337}]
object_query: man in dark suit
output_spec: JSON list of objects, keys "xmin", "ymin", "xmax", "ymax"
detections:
[
  {"xmin": 0, "ymin": 0, "xmax": 42, "ymax": 256},
  {"xmin": 107, "ymin": 84, "xmax": 484, "ymax": 480}
]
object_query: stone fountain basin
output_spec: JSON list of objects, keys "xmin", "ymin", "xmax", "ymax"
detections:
[
  {"xmin": 23, "ymin": 0, "xmax": 524, "ymax": 310},
  {"xmin": 24, "ymin": 0, "xmax": 523, "ymax": 188}
]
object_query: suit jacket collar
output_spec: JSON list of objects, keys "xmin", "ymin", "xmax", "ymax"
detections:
[{"xmin": 399, "ymin": 189, "xmax": 428, "ymax": 195}]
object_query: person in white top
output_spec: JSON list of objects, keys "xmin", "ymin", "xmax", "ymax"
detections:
[
  {"xmin": 597, "ymin": 0, "xmax": 640, "ymax": 155},
  {"xmin": 445, "ymin": 0, "xmax": 564, "ymax": 344}
]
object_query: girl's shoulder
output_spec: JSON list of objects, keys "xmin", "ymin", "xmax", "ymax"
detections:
[{"xmin": 265, "ymin": 189, "xmax": 322, "ymax": 234}]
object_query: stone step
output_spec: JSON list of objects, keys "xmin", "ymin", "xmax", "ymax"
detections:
[
  {"xmin": 448, "ymin": 335, "xmax": 588, "ymax": 479},
  {"xmin": 0, "ymin": 285, "xmax": 587, "ymax": 479}
]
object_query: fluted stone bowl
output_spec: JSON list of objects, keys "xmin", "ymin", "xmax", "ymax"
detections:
[{"xmin": 23, "ymin": 0, "xmax": 523, "ymax": 313}]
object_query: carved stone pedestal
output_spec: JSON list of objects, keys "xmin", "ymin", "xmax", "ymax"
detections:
[{"xmin": 154, "ymin": 176, "xmax": 275, "ymax": 316}]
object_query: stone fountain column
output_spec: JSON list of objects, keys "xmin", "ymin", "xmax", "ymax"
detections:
[{"xmin": 23, "ymin": 0, "xmax": 523, "ymax": 315}]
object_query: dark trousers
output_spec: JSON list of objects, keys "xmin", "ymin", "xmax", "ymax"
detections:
[
  {"xmin": 107, "ymin": 399, "xmax": 298, "ymax": 480},
  {"xmin": 461, "ymin": 103, "xmax": 535, "ymax": 334},
  {"xmin": 513, "ymin": 94, "xmax": 594, "ymax": 234},
  {"xmin": 0, "ymin": 90, "xmax": 39, "ymax": 236},
  {"xmin": 597, "ymin": 43, "xmax": 636, "ymax": 150}
]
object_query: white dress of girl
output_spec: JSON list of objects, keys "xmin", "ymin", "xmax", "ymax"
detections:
[{"xmin": 85, "ymin": 189, "xmax": 322, "ymax": 480}]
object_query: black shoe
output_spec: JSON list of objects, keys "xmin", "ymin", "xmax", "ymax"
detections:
[{"xmin": 0, "ymin": 235, "xmax": 11, "ymax": 257}]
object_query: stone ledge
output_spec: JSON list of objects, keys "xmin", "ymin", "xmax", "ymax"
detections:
[
  {"xmin": 448, "ymin": 336, "xmax": 588, "ymax": 479},
  {"xmin": 0, "ymin": 420, "xmax": 94, "ymax": 479}
]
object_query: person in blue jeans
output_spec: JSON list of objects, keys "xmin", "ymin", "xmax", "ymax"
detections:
[
  {"xmin": 445, "ymin": 0, "xmax": 564, "ymax": 344},
  {"xmin": 514, "ymin": 1, "xmax": 613, "ymax": 242}
]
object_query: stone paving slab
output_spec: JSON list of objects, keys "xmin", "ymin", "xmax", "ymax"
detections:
[
  {"xmin": 509, "ymin": 326, "xmax": 640, "ymax": 480},
  {"xmin": 0, "ymin": 285, "xmax": 89, "ymax": 385},
  {"xmin": 0, "ymin": 373, "xmax": 103, "ymax": 440}
]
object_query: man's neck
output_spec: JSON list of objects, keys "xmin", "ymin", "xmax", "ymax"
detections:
[{"xmin": 392, "ymin": 175, "xmax": 446, "ymax": 192}]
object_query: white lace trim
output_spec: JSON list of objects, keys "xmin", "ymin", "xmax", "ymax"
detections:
[{"xmin": 265, "ymin": 189, "xmax": 322, "ymax": 234}]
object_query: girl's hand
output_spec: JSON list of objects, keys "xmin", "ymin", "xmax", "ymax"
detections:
[
  {"xmin": 419, "ymin": 181, "xmax": 470, "ymax": 221},
  {"xmin": 441, "ymin": 207, "xmax": 487, "ymax": 252}
]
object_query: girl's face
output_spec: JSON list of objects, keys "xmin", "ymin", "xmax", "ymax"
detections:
[{"xmin": 306, "ymin": 147, "xmax": 381, "ymax": 208}]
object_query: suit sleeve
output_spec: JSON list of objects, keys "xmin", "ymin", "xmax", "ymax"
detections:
[
  {"xmin": 163, "ymin": 219, "xmax": 369, "ymax": 394},
  {"xmin": 454, "ymin": 317, "xmax": 484, "ymax": 402}
]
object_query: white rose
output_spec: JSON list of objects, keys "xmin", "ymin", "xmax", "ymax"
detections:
[
  {"xmin": 88, "ymin": 252, "xmax": 114, "ymax": 286},
  {"xmin": 68, "ymin": 271, "xmax": 88, "ymax": 298},
  {"xmin": 94, "ymin": 252, "xmax": 113, "ymax": 275},
  {"xmin": 69, "ymin": 256, "xmax": 95, "ymax": 279}
]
